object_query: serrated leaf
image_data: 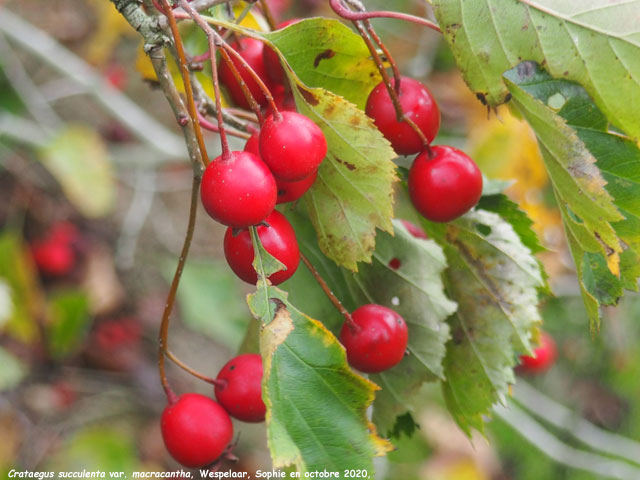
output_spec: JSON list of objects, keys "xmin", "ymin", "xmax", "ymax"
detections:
[
  {"xmin": 263, "ymin": 18, "xmax": 381, "ymax": 108},
  {"xmin": 504, "ymin": 62, "xmax": 640, "ymax": 328},
  {"xmin": 433, "ymin": 0, "xmax": 640, "ymax": 138},
  {"xmin": 39, "ymin": 126, "xmax": 115, "ymax": 218},
  {"xmin": 46, "ymin": 290, "xmax": 91, "ymax": 359},
  {"xmin": 423, "ymin": 210, "xmax": 544, "ymax": 435},
  {"xmin": 292, "ymin": 84, "xmax": 398, "ymax": 271},
  {"xmin": 247, "ymin": 228, "xmax": 391, "ymax": 472},
  {"xmin": 343, "ymin": 220, "xmax": 457, "ymax": 434}
]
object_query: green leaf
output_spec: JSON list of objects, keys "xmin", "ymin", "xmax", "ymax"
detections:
[
  {"xmin": 504, "ymin": 62, "xmax": 640, "ymax": 328},
  {"xmin": 0, "ymin": 346, "xmax": 26, "ymax": 392},
  {"xmin": 343, "ymin": 220, "xmax": 457, "ymax": 434},
  {"xmin": 423, "ymin": 209, "xmax": 544, "ymax": 435},
  {"xmin": 46, "ymin": 426, "xmax": 138, "ymax": 473},
  {"xmin": 165, "ymin": 259, "xmax": 250, "ymax": 350},
  {"xmin": 247, "ymin": 291, "xmax": 391, "ymax": 474},
  {"xmin": 39, "ymin": 125, "xmax": 115, "ymax": 218},
  {"xmin": 247, "ymin": 220, "xmax": 391, "ymax": 472},
  {"xmin": 46, "ymin": 290, "xmax": 91, "ymax": 359},
  {"xmin": 263, "ymin": 18, "xmax": 381, "ymax": 108},
  {"xmin": 293, "ymin": 84, "xmax": 398, "ymax": 271},
  {"xmin": 432, "ymin": 0, "xmax": 640, "ymax": 138},
  {"xmin": 0, "ymin": 231, "xmax": 40, "ymax": 343}
]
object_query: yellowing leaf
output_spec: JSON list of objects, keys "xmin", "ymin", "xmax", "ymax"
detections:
[{"xmin": 39, "ymin": 126, "xmax": 115, "ymax": 218}]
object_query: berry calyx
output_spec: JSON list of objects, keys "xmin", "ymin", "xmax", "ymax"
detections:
[
  {"xmin": 161, "ymin": 393, "xmax": 233, "ymax": 468},
  {"xmin": 276, "ymin": 169, "xmax": 318, "ymax": 204},
  {"xmin": 259, "ymin": 112, "xmax": 327, "ymax": 182},
  {"xmin": 340, "ymin": 304, "xmax": 408, "ymax": 373},
  {"xmin": 408, "ymin": 145, "xmax": 483, "ymax": 223},
  {"xmin": 200, "ymin": 151, "xmax": 277, "ymax": 228},
  {"xmin": 223, "ymin": 210, "xmax": 300, "ymax": 285},
  {"xmin": 365, "ymin": 77, "xmax": 440, "ymax": 155},
  {"xmin": 215, "ymin": 353, "xmax": 266, "ymax": 422},
  {"xmin": 219, "ymin": 38, "xmax": 271, "ymax": 110},
  {"xmin": 263, "ymin": 19, "xmax": 300, "ymax": 84},
  {"xmin": 518, "ymin": 332, "xmax": 557, "ymax": 374}
]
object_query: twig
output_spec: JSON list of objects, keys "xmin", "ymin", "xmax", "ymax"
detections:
[
  {"xmin": 0, "ymin": 7, "xmax": 185, "ymax": 159},
  {"xmin": 300, "ymin": 253, "xmax": 358, "ymax": 331},
  {"xmin": 157, "ymin": 175, "xmax": 202, "ymax": 403},
  {"xmin": 0, "ymin": 32, "xmax": 62, "ymax": 130},
  {"xmin": 494, "ymin": 402, "xmax": 640, "ymax": 480},
  {"xmin": 165, "ymin": 349, "xmax": 222, "ymax": 386},
  {"xmin": 161, "ymin": 0, "xmax": 211, "ymax": 165},
  {"xmin": 329, "ymin": 0, "xmax": 441, "ymax": 32},
  {"xmin": 514, "ymin": 381, "xmax": 640, "ymax": 466}
]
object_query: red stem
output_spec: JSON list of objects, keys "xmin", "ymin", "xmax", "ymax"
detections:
[{"xmin": 329, "ymin": 0, "xmax": 441, "ymax": 33}]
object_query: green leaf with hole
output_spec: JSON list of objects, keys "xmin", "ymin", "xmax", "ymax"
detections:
[
  {"xmin": 39, "ymin": 125, "xmax": 115, "ymax": 218},
  {"xmin": 263, "ymin": 18, "xmax": 381, "ymax": 109},
  {"xmin": 504, "ymin": 63, "xmax": 640, "ymax": 328},
  {"xmin": 433, "ymin": 0, "xmax": 640, "ymax": 138},
  {"xmin": 343, "ymin": 220, "xmax": 457, "ymax": 435},
  {"xmin": 46, "ymin": 289, "xmax": 91, "ymax": 359},
  {"xmin": 423, "ymin": 209, "xmax": 544, "ymax": 435}
]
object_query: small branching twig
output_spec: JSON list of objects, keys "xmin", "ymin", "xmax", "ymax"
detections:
[{"xmin": 329, "ymin": 0, "xmax": 441, "ymax": 32}]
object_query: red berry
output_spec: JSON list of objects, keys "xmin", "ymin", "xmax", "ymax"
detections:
[
  {"xmin": 365, "ymin": 77, "xmax": 440, "ymax": 155},
  {"xmin": 219, "ymin": 38, "xmax": 271, "ymax": 110},
  {"xmin": 269, "ymin": 83, "xmax": 297, "ymax": 113},
  {"xmin": 31, "ymin": 237, "xmax": 76, "ymax": 277},
  {"xmin": 244, "ymin": 132, "xmax": 260, "ymax": 157},
  {"xmin": 161, "ymin": 393, "xmax": 233, "ymax": 468},
  {"xmin": 215, "ymin": 353, "xmax": 266, "ymax": 422},
  {"xmin": 408, "ymin": 145, "xmax": 483, "ymax": 223},
  {"xmin": 340, "ymin": 304, "xmax": 408, "ymax": 373},
  {"xmin": 223, "ymin": 210, "xmax": 299, "ymax": 285},
  {"xmin": 518, "ymin": 332, "xmax": 557, "ymax": 374},
  {"xmin": 400, "ymin": 219, "xmax": 428, "ymax": 239},
  {"xmin": 200, "ymin": 151, "xmax": 277, "ymax": 228},
  {"xmin": 276, "ymin": 169, "xmax": 317, "ymax": 204},
  {"xmin": 259, "ymin": 112, "xmax": 327, "ymax": 181},
  {"xmin": 263, "ymin": 19, "xmax": 300, "ymax": 84}
]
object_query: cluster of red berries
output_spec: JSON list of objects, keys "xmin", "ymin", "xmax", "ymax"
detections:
[
  {"xmin": 365, "ymin": 77, "xmax": 483, "ymax": 222},
  {"xmin": 161, "ymin": 353, "xmax": 265, "ymax": 468}
]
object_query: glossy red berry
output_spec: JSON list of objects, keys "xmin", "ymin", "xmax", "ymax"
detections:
[
  {"xmin": 276, "ymin": 169, "xmax": 317, "ymax": 204},
  {"xmin": 244, "ymin": 132, "xmax": 260, "ymax": 157},
  {"xmin": 223, "ymin": 210, "xmax": 299, "ymax": 285},
  {"xmin": 219, "ymin": 38, "xmax": 271, "ymax": 110},
  {"xmin": 215, "ymin": 353, "xmax": 266, "ymax": 422},
  {"xmin": 365, "ymin": 77, "xmax": 440, "ymax": 155},
  {"xmin": 245, "ymin": 133, "xmax": 316, "ymax": 203},
  {"xmin": 408, "ymin": 145, "xmax": 483, "ymax": 223},
  {"xmin": 400, "ymin": 219, "xmax": 428, "ymax": 239},
  {"xmin": 263, "ymin": 19, "xmax": 300, "ymax": 84},
  {"xmin": 259, "ymin": 112, "xmax": 327, "ymax": 181},
  {"xmin": 161, "ymin": 393, "xmax": 233, "ymax": 468},
  {"xmin": 340, "ymin": 304, "xmax": 408, "ymax": 373},
  {"xmin": 201, "ymin": 151, "xmax": 276, "ymax": 228},
  {"xmin": 518, "ymin": 332, "xmax": 557, "ymax": 374}
]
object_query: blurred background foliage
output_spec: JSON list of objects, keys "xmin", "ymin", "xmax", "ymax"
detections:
[{"xmin": 0, "ymin": 0, "xmax": 638, "ymax": 479}]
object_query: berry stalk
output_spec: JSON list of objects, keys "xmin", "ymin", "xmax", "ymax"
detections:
[
  {"xmin": 300, "ymin": 253, "xmax": 358, "ymax": 332},
  {"xmin": 160, "ymin": 0, "xmax": 211, "ymax": 165}
]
